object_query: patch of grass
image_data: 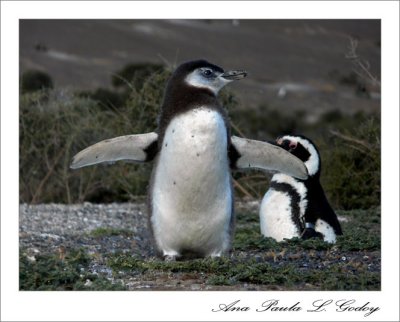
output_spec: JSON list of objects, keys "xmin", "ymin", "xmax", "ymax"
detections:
[
  {"xmin": 107, "ymin": 255, "xmax": 232, "ymax": 275},
  {"xmin": 337, "ymin": 209, "xmax": 380, "ymax": 252},
  {"xmin": 236, "ymin": 211, "xmax": 259, "ymax": 223},
  {"xmin": 106, "ymin": 252, "xmax": 379, "ymax": 290},
  {"xmin": 234, "ymin": 208, "xmax": 381, "ymax": 253},
  {"xmin": 19, "ymin": 248, "xmax": 125, "ymax": 290},
  {"xmin": 233, "ymin": 226, "xmax": 282, "ymax": 251}
]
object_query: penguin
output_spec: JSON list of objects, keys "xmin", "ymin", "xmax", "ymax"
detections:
[
  {"xmin": 70, "ymin": 59, "xmax": 308, "ymax": 260},
  {"xmin": 259, "ymin": 134, "xmax": 342, "ymax": 243}
]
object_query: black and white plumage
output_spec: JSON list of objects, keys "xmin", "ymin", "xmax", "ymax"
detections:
[
  {"xmin": 71, "ymin": 60, "xmax": 308, "ymax": 260},
  {"xmin": 259, "ymin": 135, "xmax": 342, "ymax": 243}
]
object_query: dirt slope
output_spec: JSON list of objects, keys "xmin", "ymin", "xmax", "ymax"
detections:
[{"xmin": 20, "ymin": 19, "xmax": 380, "ymax": 114}]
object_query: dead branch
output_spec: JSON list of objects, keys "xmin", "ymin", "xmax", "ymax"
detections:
[
  {"xmin": 346, "ymin": 37, "xmax": 381, "ymax": 87},
  {"xmin": 31, "ymin": 146, "xmax": 66, "ymax": 204},
  {"xmin": 233, "ymin": 178, "xmax": 254, "ymax": 199},
  {"xmin": 330, "ymin": 129, "xmax": 373, "ymax": 152}
]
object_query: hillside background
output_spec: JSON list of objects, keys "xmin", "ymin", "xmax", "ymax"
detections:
[
  {"xmin": 20, "ymin": 19, "xmax": 380, "ymax": 113},
  {"xmin": 19, "ymin": 19, "xmax": 381, "ymax": 208}
]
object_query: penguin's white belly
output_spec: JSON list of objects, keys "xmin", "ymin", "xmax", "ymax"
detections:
[
  {"xmin": 151, "ymin": 108, "xmax": 232, "ymax": 257},
  {"xmin": 315, "ymin": 219, "xmax": 337, "ymax": 243},
  {"xmin": 259, "ymin": 189, "xmax": 300, "ymax": 241}
]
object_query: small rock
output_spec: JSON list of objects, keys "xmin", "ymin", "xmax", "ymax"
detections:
[{"xmin": 191, "ymin": 284, "xmax": 201, "ymax": 290}]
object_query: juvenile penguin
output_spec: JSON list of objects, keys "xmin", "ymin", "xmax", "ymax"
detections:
[
  {"xmin": 259, "ymin": 135, "xmax": 342, "ymax": 243},
  {"xmin": 71, "ymin": 60, "xmax": 308, "ymax": 260}
]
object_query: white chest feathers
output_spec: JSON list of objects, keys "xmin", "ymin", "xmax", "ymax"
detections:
[
  {"xmin": 150, "ymin": 107, "xmax": 233, "ymax": 258},
  {"xmin": 259, "ymin": 174, "xmax": 307, "ymax": 242}
]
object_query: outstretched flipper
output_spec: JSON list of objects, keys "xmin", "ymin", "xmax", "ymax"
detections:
[
  {"xmin": 230, "ymin": 136, "xmax": 308, "ymax": 180},
  {"xmin": 70, "ymin": 132, "xmax": 158, "ymax": 169}
]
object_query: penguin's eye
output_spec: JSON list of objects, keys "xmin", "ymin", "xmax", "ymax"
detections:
[{"xmin": 202, "ymin": 69, "xmax": 213, "ymax": 77}]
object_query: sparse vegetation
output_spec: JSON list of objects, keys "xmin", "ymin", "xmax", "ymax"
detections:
[
  {"xmin": 19, "ymin": 66, "xmax": 380, "ymax": 209},
  {"xmin": 230, "ymin": 106, "xmax": 380, "ymax": 209},
  {"xmin": 19, "ymin": 248, "xmax": 126, "ymax": 290},
  {"xmin": 19, "ymin": 207, "xmax": 380, "ymax": 291},
  {"xmin": 19, "ymin": 68, "xmax": 169, "ymax": 203},
  {"xmin": 20, "ymin": 70, "xmax": 54, "ymax": 94}
]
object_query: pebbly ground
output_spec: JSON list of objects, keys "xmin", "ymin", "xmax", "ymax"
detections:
[{"xmin": 19, "ymin": 201, "xmax": 381, "ymax": 291}]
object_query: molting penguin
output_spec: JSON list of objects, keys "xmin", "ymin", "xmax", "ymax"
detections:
[
  {"xmin": 70, "ymin": 60, "xmax": 308, "ymax": 260},
  {"xmin": 259, "ymin": 135, "xmax": 342, "ymax": 243}
]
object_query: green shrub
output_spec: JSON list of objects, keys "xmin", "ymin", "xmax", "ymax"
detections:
[
  {"xmin": 19, "ymin": 68, "xmax": 171, "ymax": 203},
  {"xmin": 230, "ymin": 105, "xmax": 306, "ymax": 139},
  {"xmin": 20, "ymin": 90, "xmax": 111, "ymax": 203},
  {"xmin": 77, "ymin": 88, "xmax": 126, "ymax": 110},
  {"xmin": 111, "ymin": 63, "xmax": 165, "ymax": 91},
  {"xmin": 20, "ymin": 70, "xmax": 54, "ymax": 94},
  {"xmin": 19, "ymin": 67, "xmax": 380, "ymax": 209},
  {"xmin": 229, "ymin": 105, "xmax": 380, "ymax": 210},
  {"xmin": 320, "ymin": 116, "xmax": 380, "ymax": 209}
]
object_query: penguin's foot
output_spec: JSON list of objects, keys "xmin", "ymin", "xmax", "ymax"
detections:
[
  {"xmin": 163, "ymin": 250, "xmax": 180, "ymax": 262},
  {"xmin": 164, "ymin": 255, "xmax": 177, "ymax": 262},
  {"xmin": 209, "ymin": 252, "xmax": 222, "ymax": 258},
  {"xmin": 301, "ymin": 228, "xmax": 323, "ymax": 240}
]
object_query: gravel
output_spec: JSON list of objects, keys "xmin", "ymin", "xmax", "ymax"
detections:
[
  {"xmin": 19, "ymin": 201, "xmax": 260, "ymax": 258},
  {"xmin": 19, "ymin": 202, "xmax": 155, "ymax": 258},
  {"xmin": 19, "ymin": 202, "xmax": 381, "ymax": 291}
]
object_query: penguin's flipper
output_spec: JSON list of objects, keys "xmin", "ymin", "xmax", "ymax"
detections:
[
  {"xmin": 70, "ymin": 132, "xmax": 158, "ymax": 169},
  {"xmin": 231, "ymin": 136, "xmax": 308, "ymax": 180}
]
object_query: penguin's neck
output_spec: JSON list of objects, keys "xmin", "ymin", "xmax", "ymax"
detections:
[{"xmin": 157, "ymin": 84, "xmax": 226, "ymax": 144}]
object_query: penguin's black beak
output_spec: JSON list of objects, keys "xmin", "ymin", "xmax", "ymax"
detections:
[{"xmin": 221, "ymin": 70, "xmax": 247, "ymax": 80}]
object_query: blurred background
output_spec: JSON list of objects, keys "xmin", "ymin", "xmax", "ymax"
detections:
[{"xmin": 19, "ymin": 19, "xmax": 381, "ymax": 209}]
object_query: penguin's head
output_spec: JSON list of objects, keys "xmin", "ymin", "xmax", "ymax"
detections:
[
  {"xmin": 276, "ymin": 135, "xmax": 321, "ymax": 178},
  {"xmin": 170, "ymin": 59, "xmax": 247, "ymax": 96}
]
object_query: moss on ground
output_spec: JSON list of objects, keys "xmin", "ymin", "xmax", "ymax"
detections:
[{"xmin": 19, "ymin": 248, "xmax": 125, "ymax": 291}]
